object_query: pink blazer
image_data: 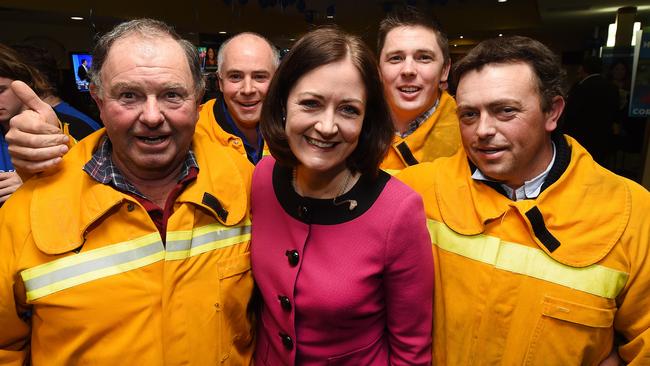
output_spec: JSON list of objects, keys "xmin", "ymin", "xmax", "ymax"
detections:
[{"xmin": 251, "ymin": 157, "xmax": 433, "ymax": 365}]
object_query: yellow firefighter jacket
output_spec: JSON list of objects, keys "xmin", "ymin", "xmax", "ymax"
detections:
[
  {"xmin": 398, "ymin": 135, "xmax": 650, "ymax": 365},
  {"xmin": 380, "ymin": 90, "xmax": 461, "ymax": 175},
  {"xmin": 0, "ymin": 129, "xmax": 255, "ymax": 365}
]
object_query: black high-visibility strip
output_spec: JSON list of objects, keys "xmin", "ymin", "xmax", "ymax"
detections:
[
  {"xmin": 396, "ymin": 142, "xmax": 419, "ymax": 166},
  {"xmin": 525, "ymin": 206, "xmax": 561, "ymax": 253}
]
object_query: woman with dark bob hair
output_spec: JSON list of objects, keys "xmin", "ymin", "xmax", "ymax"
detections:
[{"xmin": 251, "ymin": 27, "xmax": 433, "ymax": 365}]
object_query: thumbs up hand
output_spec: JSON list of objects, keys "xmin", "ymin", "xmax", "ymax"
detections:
[{"xmin": 6, "ymin": 81, "xmax": 70, "ymax": 175}]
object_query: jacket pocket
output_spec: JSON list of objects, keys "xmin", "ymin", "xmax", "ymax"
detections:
[
  {"xmin": 217, "ymin": 252, "xmax": 255, "ymax": 364},
  {"xmin": 524, "ymin": 295, "xmax": 616, "ymax": 366},
  {"xmin": 326, "ymin": 334, "xmax": 386, "ymax": 366}
]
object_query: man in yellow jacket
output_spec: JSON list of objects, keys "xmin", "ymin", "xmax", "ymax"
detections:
[
  {"xmin": 0, "ymin": 19, "xmax": 254, "ymax": 365},
  {"xmin": 196, "ymin": 32, "xmax": 278, "ymax": 164},
  {"xmin": 399, "ymin": 35, "xmax": 650, "ymax": 365},
  {"xmin": 377, "ymin": 7, "xmax": 461, "ymax": 175}
]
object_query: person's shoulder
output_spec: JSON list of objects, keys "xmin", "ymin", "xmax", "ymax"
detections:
[
  {"xmin": 255, "ymin": 155, "xmax": 275, "ymax": 170},
  {"xmin": 199, "ymin": 98, "xmax": 218, "ymax": 112},
  {"xmin": 54, "ymin": 102, "xmax": 101, "ymax": 130},
  {"xmin": 621, "ymin": 176, "xmax": 650, "ymax": 210},
  {"xmin": 385, "ymin": 171, "xmax": 419, "ymax": 196},
  {"xmin": 395, "ymin": 161, "xmax": 438, "ymax": 195},
  {"xmin": 193, "ymin": 132, "xmax": 253, "ymax": 178},
  {"xmin": 24, "ymin": 132, "xmax": 105, "ymax": 202}
]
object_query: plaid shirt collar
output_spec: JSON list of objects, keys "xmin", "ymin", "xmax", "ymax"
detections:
[
  {"xmin": 397, "ymin": 97, "xmax": 440, "ymax": 138},
  {"xmin": 83, "ymin": 136, "xmax": 199, "ymax": 200}
]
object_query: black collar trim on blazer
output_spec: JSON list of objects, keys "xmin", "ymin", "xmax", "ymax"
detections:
[
  {"xmin": 469, "ymin": 132, "xmax": 571, "ymax": 200},
  {"xmin": 272, "ymin": 162, "xmax": 390, "ymax": 225}
]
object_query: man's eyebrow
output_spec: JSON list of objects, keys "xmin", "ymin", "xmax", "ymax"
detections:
[
  {"xmin": 456, "ymin": 99, "xmax": 523, "ymax": 110},
  {"xmin": 455, "ymin": 102, "xmax": 476, "ymax": 110},
  {"xmin": 383, "ymin": 47, "xmax": 436, "ymax": 54},
  {"xmin": 487, "ymin": 99, "xmax": 523, "ymax": 108},
  {"xmin": 225, "ymin": 69, "xmax": 271, "ymax": 75},
  {"xmin": 110, "ymin": 82, "xmax": 138, "ymax": 91},
  {"xmin": 110, "ymin": 82, "xmax": 188, "ymax": 90},
  {"xmin": 161, "ymin": 82, "xmax": 188, "ymax": 90}
]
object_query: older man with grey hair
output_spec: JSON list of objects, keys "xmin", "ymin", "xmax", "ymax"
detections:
[
  {"xmin": 0, "ymin": 18, "xmax": 254, "ymax": 365},
  {"xmin": 196, "ymin": 31, "xmax": 279, "ymax": 164}
]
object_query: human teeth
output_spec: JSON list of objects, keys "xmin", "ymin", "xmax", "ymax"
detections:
[
  {"xmin": 306, "ymin": 137, "xmax": 335, "ymax": 148},
  {"xmin": 138, "ymin": 136, "xmax": 165, "ymax": 144},
  {"xmin": 399, "ymin": 87, "xmax": 419, "ymax": 93}
]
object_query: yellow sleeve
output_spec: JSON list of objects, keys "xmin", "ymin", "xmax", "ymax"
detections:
[
  {"xmin": 615, "ymin": 182, "xmax": 650, "ymax": 365},
  {"xmin": 0, "ymin": 195, "xmax": 31, "ymax": 365}
]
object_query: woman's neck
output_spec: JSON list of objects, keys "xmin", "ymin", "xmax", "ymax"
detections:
[{"xmin": 294, "ymin": 166, "xmax": 358, "ymax": 199}]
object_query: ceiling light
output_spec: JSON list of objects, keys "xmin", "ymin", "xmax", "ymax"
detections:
[
  {"xmin": 607, "ymin": 23, "xmax": 616, "ymax": 47},
  {"xmin": 498, "ymin": 0, "xmax": 507, "ymax": 2},
  {"xmin": 632, "ymin": 22, "xmax": 642, "ymax": 46},
  {"xmin": 498, "ymin": 33, "xmax": 503, "ymax": 37},
  {"xmin": 219, "ymin": 31, "xmax": 227, "ymax": 34},
  {"xmin": 70, "ymin": 16, "xmax": 84, "ymax": 20},
  {"xmin": 326, "ymin": 4, "xmax": 335, "ymax": 19},
  {"xmin": 459, "ymin": 35, "xmax": 464, "ymax": 39}
]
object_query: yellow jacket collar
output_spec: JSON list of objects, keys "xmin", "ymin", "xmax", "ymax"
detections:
[
  {"xmin": 30, "ymin": 129, "xmax": 250, "ymax": 255},
  {"xmin": 435, "ymin": 135, "xmax": 630, "ymax": 267}
]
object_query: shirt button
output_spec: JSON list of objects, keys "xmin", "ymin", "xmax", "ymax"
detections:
[
  {"xmin": 127, "ymin": 203, "xmax": 135, "ymax": 212},
  {"xmin": 278, "ymin": 295, "xmax": 291, "ymax": 311},
  {"xmin": 279, "ymin": 332, "xmax": 293, "ymax": 350},
  {"xmin": 285, "ymin": 250, "xmax": 299, "ymax": 266}
]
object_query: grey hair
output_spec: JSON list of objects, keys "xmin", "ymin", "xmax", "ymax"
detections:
[
  {"xmin": 89, "ymin": 18, "xmax": 205, "ymax": 96},
  {"xmin": 216, "ymin": 32, "xmax": 280, "ymax": 76}
]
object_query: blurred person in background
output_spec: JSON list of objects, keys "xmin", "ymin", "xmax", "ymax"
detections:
[
  {"xmin": 562, "ymin": 56, "xmax": 619, "ymax": 166},
  {"xmin": 0, "ymin": 43, "xmax": 50, "ymax": 203},
  {"xmin": 13, "ymin": 44, "xmax": 101, "ymax": 140}
]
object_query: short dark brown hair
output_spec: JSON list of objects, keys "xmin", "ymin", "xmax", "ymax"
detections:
[
  {"xmin": 377, "ymin": 6, "xmax": 449, "ymax": 66},
  {"xmin": 261, "ymin": 26, "xmax": 393, "ymax": 176},
  {"xmin": 453, "ymin": 36, "xmax": 565, "ymax": 112},
  {"xmin": 0, "ymin": 43, "xmax": 52, "ymax": 97}
]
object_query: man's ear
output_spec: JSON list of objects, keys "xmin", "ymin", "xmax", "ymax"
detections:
[
  {"xmin": 544, "ymin": 95, "xmax": 565, "ymax": 133},
  {"xmin": 89, "ymin": 84, "xmax": 103, "ymax": 109},
  {"xmin": 217, "ymin": 73, "xmax": 225, "ymax": 93},
  {"xmin": 440, "ymin": 61, "xmax": 451, "ymax": 85}
]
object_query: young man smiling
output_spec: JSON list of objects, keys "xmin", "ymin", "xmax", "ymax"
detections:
[{"xmin": 377, "ymin": 7, "xmax": 461, "ymax": 175}]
